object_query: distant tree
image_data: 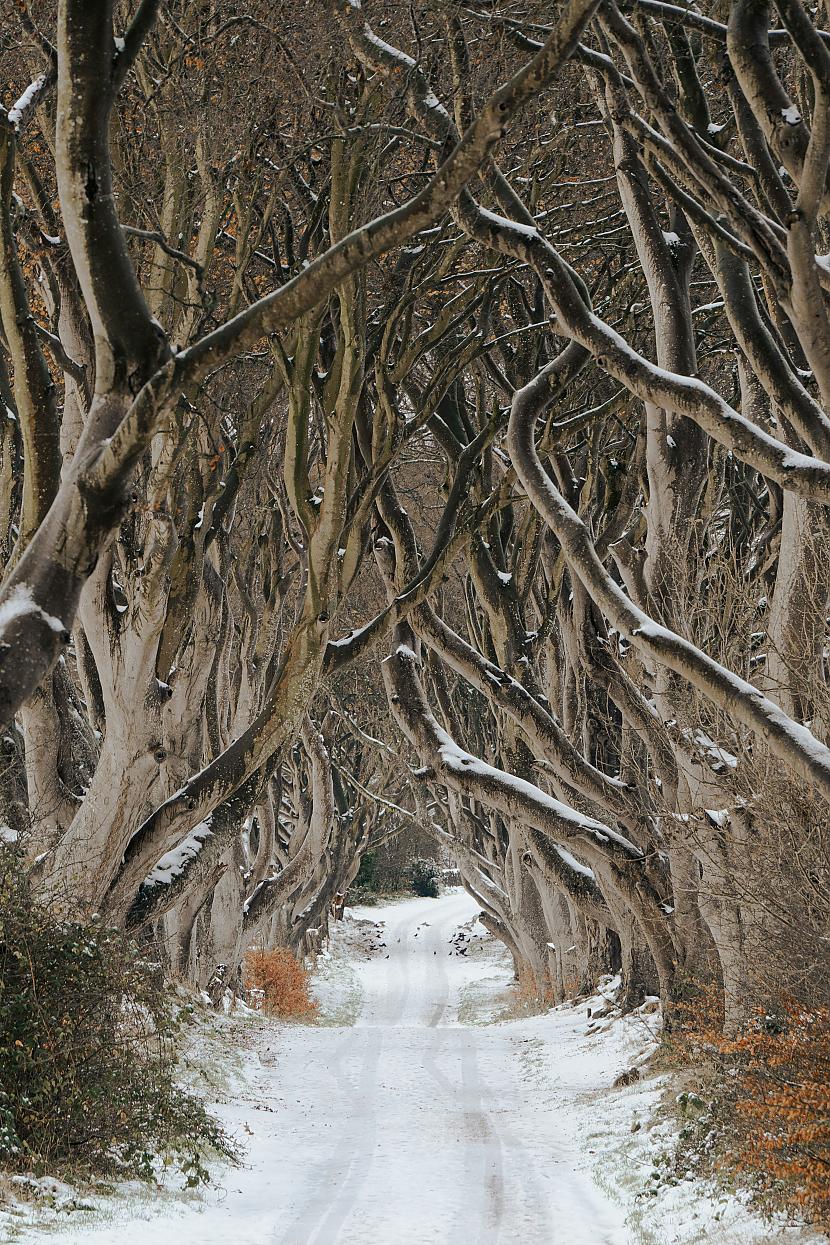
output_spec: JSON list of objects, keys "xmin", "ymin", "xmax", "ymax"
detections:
[{"xmin": 410, "ymin": 857, "xmax": 440, "ymax": 899}]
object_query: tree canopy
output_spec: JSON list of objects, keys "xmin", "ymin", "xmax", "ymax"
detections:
[{"xmin": 1, "ymin": 0, "xmax": 829, "ymax": 1033}]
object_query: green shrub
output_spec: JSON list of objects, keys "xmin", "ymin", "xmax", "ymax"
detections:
[
  {"xmin": 409, "ymin": 857, "xmax": 440, "ymax": 898},
  {"xmin": 353, "ymin": 850, "xmax": 378, "ymax": 890},
  {"xmin": 0, "ymin": 847, "xmax": 235, "ymax": 1186}
]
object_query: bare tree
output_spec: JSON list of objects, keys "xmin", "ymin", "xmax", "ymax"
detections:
[{"xmin": 1, "ymin": 0, "xmax": 599, "ymax": 989}]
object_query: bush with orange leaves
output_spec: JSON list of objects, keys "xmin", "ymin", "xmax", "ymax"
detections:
[
  {"xmin": 662, "ymin": 989, "xmax": 830, "ymax": 1231},
  {"xmin": 718, "ymin": 1003, "xmax": 830, "ymax": 1231},
  {"xmin": 504, "ymin": 963, "xmax": 556, "ymax": 1017},
  {"xmin": 243, "ymin": 948, "xmax": 318, "ymax": 1020}
]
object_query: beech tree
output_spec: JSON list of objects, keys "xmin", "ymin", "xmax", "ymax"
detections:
[
  {"xmin": 2, "ymin": 0, "xmax": 830, "ymax": 1036},
  {"xmin": 339, "ymin": 0, "xmax": 830, "ymax": 1028},
  {"xmin": 0, "ymin": 0, "xmax": 598, "ymax": 985}
]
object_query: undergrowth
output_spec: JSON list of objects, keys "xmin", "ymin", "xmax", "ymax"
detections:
[
  {"xmin": 499, "ymin": 963, "xmax": 556, "ymax": 1019},
  {"xmin": 0, "ymin": 847, "xmax": 235, "ymax": 1187},
  {"xmin": 409, "ymin": 857, "xmax": 440, "ymax": 898},
  {"xmin": 660, "ymin": 986, "xmax": 830, "ymax": 1233},
  {"xmin": 243, "ymin": 947, "xmax": 318, "ymax": 1018}
]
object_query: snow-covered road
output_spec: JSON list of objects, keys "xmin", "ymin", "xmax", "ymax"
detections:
[
  {"xmin": 272, "ymin": 888, "xmax": 624, "ymax": 1245},
  {"xmin": 10, "ymin": 891, "xmax": 808, "ymax": 1245}
]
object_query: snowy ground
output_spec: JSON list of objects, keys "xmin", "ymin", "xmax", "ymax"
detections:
[{"xmin": 2, "ymin": 889, "xmax": 823, "ymax": 1244}]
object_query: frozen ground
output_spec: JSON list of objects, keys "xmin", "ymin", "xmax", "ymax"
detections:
[{"xmin": 2, "ymin": 889, "xmax": 822, "ymax": 1244}]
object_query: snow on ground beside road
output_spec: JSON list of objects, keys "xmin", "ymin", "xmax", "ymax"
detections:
[
  {"xmin": 500, "ymin": 992, "xmax": 823, "ymax": 1245},
  {"xmin": 1, "ymin": 889, "xmax": 823, "ymax": 1244}
]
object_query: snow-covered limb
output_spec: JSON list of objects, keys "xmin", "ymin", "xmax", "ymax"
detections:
[
  {"xmin": 143, "ymin": 818, "xmax": 214, "ymax": 889},
  {"xmin": 385, "ymin": 642, "xmax": 643, "ymax": 862},
  {"xmin": 0, "ymin": 584, "xmax": 66, "ymax": 637},
  {"xmin": 435, "ymin": 728, "xmax": 643, "ymax": 859},
  {"xmin": 524, "ymin": 828, "xmax": 612, "ymax": 929},
  {"xmin": 489, "ymin": 211, "xmax": 830, "ymax": 505},
  {"xmin": 5, "ymin": 73, "xmax": 51, "ymax": 131},
  {"xmin": 507, "ymin": 350, "xmax": 830, "ymax": 806},
  {"xmin": 414, "ymin": 604, "xmax": 639, "ymax": 824}
]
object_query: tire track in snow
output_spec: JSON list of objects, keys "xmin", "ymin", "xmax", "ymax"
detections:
[
  {"xmin": 274, "ymin": 1027, "xmax": 383, "ymax": 1244},
  {"xmin": 274, "ymin": 908, "xmax": 418, "ymax": 1244},
  {"xmin": 277, "ymin": 893, "xmax": 547, "ymax": 1244},
  {"xmin": 417, "ymin": 903, "xmax": 506, "ymax": 1243},
  {"xmin": 462, "ymin": 1033, "xmax": 505, "ymax": 1243}
]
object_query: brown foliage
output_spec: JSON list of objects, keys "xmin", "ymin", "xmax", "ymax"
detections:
[
  {"xmin": 666, "ymin": 982, "xmax": 726, "ymax": 1050},
  {"xmin": 664, "ymin": 989, "xmax": 830, "ymax": 1230},
  {"xmin": 243, "ymin": 948, "xmax": 318, "ymax": 1019},
  {"xmin": 508, "ymin": 963, "xmax": 555, "ymax": 1014},
  {"xmin": 720, "ymin": 1003, "xmax": 830, "ymax": 1230}
]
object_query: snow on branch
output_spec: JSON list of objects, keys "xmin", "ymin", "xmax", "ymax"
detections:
[
  {"xmin": 6, "ymin": 74, "xmax": 48, "ymax": 130},
  {"xmin": 0, "ymin": 583, "xmax": 66, "ymax": 637},
  {"xmin": 383, "ymin": 642, "xmax": 646, "ymax": 870},
  {"xmin": 507, "ymin": 352, "xmax": 830, "ymax": 807}
]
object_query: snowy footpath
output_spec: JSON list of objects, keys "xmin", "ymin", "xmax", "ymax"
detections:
[{"xmin": 3, "ymin": 890, "xmax": 822, "ymax": 1244}]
